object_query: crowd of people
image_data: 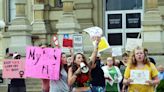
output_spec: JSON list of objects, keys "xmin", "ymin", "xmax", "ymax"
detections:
[{"xmin": 6, "ymin": 37, "xmax": 164, "ymax": 92}]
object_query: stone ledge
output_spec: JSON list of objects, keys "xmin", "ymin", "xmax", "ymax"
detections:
[{"xmin": 74, "ymin": 3, "xmax": 93, "ymax": 9}]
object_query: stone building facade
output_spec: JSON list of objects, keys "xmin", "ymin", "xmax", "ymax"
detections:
[{"xmin": 0, "ymin": 0, "xmax": 164, "ymax": 88}]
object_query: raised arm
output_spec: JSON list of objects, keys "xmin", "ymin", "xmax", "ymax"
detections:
[{"xmin": 89, "ymin": 36, "xmax": 100, "ymax": 69}]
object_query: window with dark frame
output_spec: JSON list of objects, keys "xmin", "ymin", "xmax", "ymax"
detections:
[
  {"xmin": 108, "ymin": 33, "xmax": 123, "ymax": 45},
  {"xmin": 108, "ymin": 14, "xmax": 122, "ymax": 29},
  {"xmin": 8, "ymin": 0, "xmax": 16, "ymax": 23},
  {"xmin": 126, "ymin": 32, "xmax": 141, "ymax": 38},
  {"xmin": 126, "ymin": 13, "xmax": 141, "ymax": 28},
  {"xmin": 106, "ymin": 0, "xmax": 142, "ymax": 11},
  {"xmin": 55, "ymin": 0, "xmax": 63, "ymax": 8}
]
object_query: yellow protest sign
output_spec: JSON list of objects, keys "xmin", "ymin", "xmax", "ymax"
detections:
[{"xmin": 98, "ymin": 37, "xmax": 110, "ymax": 52}]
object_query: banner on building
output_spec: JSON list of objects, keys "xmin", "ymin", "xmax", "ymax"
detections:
[
  {"xmin": 2, "ymin": 59, "xmax": 25, "ymax": 78},
  {"xmin": 25, "ymin": 46, "xmax": 61, "ymax": 80}
]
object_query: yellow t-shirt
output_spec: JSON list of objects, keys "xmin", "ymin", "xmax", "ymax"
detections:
[{"xmin": 124, "ymin": 63, "xmax": 158, "ymax": 92}]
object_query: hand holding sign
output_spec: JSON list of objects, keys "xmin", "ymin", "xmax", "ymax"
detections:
[{"xmin": 83, "ymin": 26, "xmax": 103, "ymax": 40}]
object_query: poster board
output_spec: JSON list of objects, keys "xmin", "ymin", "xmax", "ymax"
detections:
[
  {"xmin": 125, "ymin": 38, "xmax": 142, "ymax": 51},
  {"xmin": 2, "ymin": 59, "xmax": 25, "ymax": 78},
  {"xmin": 26, "ymin": 46, "xmax": 61, "ymax": 80},
  {"xmin": 112, "ymin": 47, "xmax": 122, "ymax": 57},
  {"xmin": 73, "ymin": 34, "xmax": 83, "ymax": 54},
  {"xmin": 98, "ymin": 37, "xmax": 110, "ymax": 52},
  {"xmin": 130, "ymin": 70, "xmax": 149, "ymax": 84}
]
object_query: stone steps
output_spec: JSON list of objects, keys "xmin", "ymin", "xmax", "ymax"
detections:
[{"xmin": 26, "ymin": 78, "xmax": 42, "ymax": 92}]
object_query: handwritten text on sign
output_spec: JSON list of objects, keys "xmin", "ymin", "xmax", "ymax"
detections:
[
  {"xmin": 26, "ymin": 46, "xmax": 61, "ymax": 80},
  {"xmin": 2, "ymin": 59, "xmax": 25, "ymax": 78}
]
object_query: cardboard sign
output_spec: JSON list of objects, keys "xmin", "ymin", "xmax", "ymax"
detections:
[
  {"xmin": 63, "ymin": 34, "xmax": 73, "ymax": 47},
  {"xmin": 63, "ymin": 39, "xmax": 73, "ymax": 47},
  {"xmin": 98, "ymin": 37, "xmax": 110, "ymax": 52},
  {"xmin": 112, "ymin": 47, "xmax": 122, "ymax": 57},
  {"xmin": 73, "ymin": 34, "xmax": 83, "ymax": 54},
  {"xmin": 83, "ymin": 26, "xmax": 103, "ymax": 39},
  {"xmin": 125, "ymin": 38, "xmax": 142, "ymax": 51},
  {"xmin": 25, "ymin": 46, "xmax": 61, "ymax": 80},
  {"xmin": 2, "ymin": 59, "xmax": 25, "ymax": 78},
  {"xmin": 52, "ymin": 34, "xmax": 59, "ymax": 47},
  {"xmin": 130, "ymin": 70, "xmax": 149, "ymax": 84}
]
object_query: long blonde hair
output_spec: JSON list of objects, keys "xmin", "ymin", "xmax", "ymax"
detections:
[{"xmin": 128, "ymin": 46, "xmax": 150, "ymax": 68}]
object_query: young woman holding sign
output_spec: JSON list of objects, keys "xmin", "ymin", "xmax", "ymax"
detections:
[
  {"xmin": 123, "ymin": 46, "xmax": 159, "ymax": 92},
  {"xmin": 50, "ymin": 52, "xmax": 70, "ymax": 92},
  {"xmin": 10, "ymin": 53, "xmax": 26, "ymax": 92},
  {"xmin": 68, "ymin": 37, "xmax": 100, "ymax": 92}
]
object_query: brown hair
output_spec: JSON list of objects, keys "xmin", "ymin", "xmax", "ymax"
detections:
[
  {"xmin": 128, "ymin": 46, "xmax": 150, "ymax": 68},
  {"xmin": 72, "ymin": 53, "xmax": 88, "ymax": 73},
  {"xmin": 106, "ymin": 57, "xmax": 115, "ymax": 65},
  {"xmin": 122, "ymin": 52, "xmax": 129, "ymax": 57}
]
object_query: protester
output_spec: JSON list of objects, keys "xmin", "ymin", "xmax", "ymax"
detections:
[
  {"xmin": 102, "ymin": 57, "xmax": 122, "ymax": 92},
  {"xmin": 10, "ymin": 52, "xmax": 26, "ymax": 92},
  {"xmin": 114, "ymin": 59, "xmax": 121, "ymax": 67},
  {"xmin": 144, "ymin": 48, "xmax": 156, "ymax": 65},
  {"xmin": 90, "ymin": 53, "xmax": 105, "ymax": 92},
  {"xmin": 157, "ymin": 65, "xmax": 164, "ymax": 80},
  {"xmin": 67, "ymin": 48, "xmax": 74, "ymax": 67},
  {"xmin": 123, "ymin": 46, "xmax": 159, "ymax": 92},
  {"xmin": 156, "ymin": 65, "xmax": 164, "ymax": 92},
  {"xmin": 40, "ymin": 44, "xmax": 50, "ymax": 92},
  {"xmin": 119, "ymin": 52, "xmax": 129, "ymax": 92},
  {"xmin": 50, "ymin": 52, "xmax": 70, "ymax": 92},
  {"xmin": 68, "ymin": 37, "xmax": 100, "ymax": 92}
]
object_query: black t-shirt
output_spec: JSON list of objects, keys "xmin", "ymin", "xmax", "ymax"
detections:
[
  {"xmin": 91, "ymin": 59, "xmax": 105, "ymax": 87},
  {"xmin": 149, "ymin": 57, "xmax": 156, "ymax": 65},
  {"xmin": 118, "ymin": 61, "xmax": 124, "ymax": 68},
  {"xmin": 10, "ymin": 79, "xmax": 25, "ymax": 87}
]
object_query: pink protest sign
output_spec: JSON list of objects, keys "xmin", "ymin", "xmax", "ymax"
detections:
[
  {"xmin": 25, "ymin": 46, "xmax": 61, "ymax": 80},
  {"xmin": 2, "ymin": 59, "xmax": 25, "ymax": 78}
]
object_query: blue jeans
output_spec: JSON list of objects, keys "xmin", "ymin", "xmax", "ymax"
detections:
[
  {"xmin": 85, "ymin": 89, "xmax": 92, "ymax": 92},
  {"xmin": 91, "ymin": 86, "xmax": 105, "ymax": 92}
]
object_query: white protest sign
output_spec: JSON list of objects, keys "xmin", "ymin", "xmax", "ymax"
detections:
[
  {"xmin": 125, "ymin": 38, "xmax": 142, "ymax": 51},
  {"xmin": 73, "ymin": 34, "xmax": 83, "ymax": 54},
  {"xmin": 112, "ymin": 47, "xmax": 122, "ymax": 57},
  {"xmin": 83, "ymin": 26, "xmax": 103, "ymax": 39},
  {"xmin": 102, "ymin": 66, "xmax": 114, "ymax": 86},
  {"xmin": 130, "ymin": 70, "xmax": 149, "ymax": 84}
]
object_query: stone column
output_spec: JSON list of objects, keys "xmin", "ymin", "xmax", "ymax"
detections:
[
  {"xmin": 32, "ymin": 0, "xmax": 47, "ymax": 45},
  {"xmin": 146, "ymin": 0, "xmax": 158, "ymax": 10},
  {"xmin": 56, "ymin": 0, "xmax": 80, "ymax": 53},
  {"xmin": 142, "ymin": 0, "xmax": 164, "ymax": 54},
  {"xmin": 0, "ymin": 0, "xmax": 5, "ymax": 61},
  {"xmin": 158, "ymin": 0, "xmax": 164, "ymax": 30},
  {"xmin": 8, "ymin": 0, "xmax": 32, "ymax": 56}
]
